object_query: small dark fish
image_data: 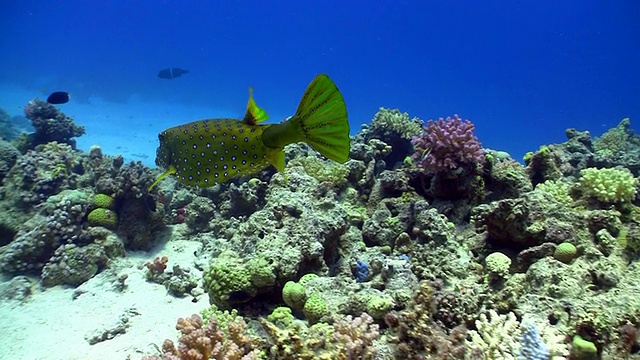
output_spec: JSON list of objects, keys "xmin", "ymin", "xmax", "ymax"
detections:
[
  {"xmin": 47, "ymin": 91, "xmax": 70, "ymax": 104},
  {"xmin": 158, "ymin": 68, "xmax": 189, "ymax": 79}
]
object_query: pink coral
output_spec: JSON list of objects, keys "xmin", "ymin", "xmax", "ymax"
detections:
[
  {"xmin": 411, "ymin": 114, "xmax": 484, "ymax": 173},
  {"xmin": 332, "ymin": 313, "xmax": 380, "ymax": 359},
  {"xmin": 144, "ymin": 314, "xmax": 259, "ymax": 360}
]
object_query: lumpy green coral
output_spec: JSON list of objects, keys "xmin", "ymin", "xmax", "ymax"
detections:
[
  {"xmin": 92, "ymin": 193, "xmax": 115, "ymax": 210},
  {"xmin": 298, "ymin": 273, "xmax": 319, "ymax": 286},
  {"xmin": 267, "ymin": 306, "xmax": 295, "ymax": 327},
  {"xmin": 303, "ymin": 293, "xmax": 328, "ymax": 323},
  {"xmin": 282, "ymin": 281, "xmax": 307, "ymax": 310},
  {"xmin": 554, "ymin": 242, "xmax": 577, "ymax": 263},
  {"xmin": 246, "ymin": 257, "xmax": 276, "ymax": 288},
  {"xmin": 203, "ymin": 254, "xmax": 255, "ymax": 309},
  {"xmin": 366, "ymin": 295, "xmax": 393, "ymax": 319},
  {"xmin": 579, "ymin": 167, "xmax": 638, "ymax": 203},
  {"xmin": 484, "ymin": 252, "xmax": 512, "ymax": 278},
  {"xmin": 87, "ymin": 208, "xmax": 118, "ymax": 228}
]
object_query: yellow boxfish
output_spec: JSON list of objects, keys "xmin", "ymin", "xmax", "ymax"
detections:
[{"xmin": 149, "ymin": 74, "xmax": 350, "ymax": 190}]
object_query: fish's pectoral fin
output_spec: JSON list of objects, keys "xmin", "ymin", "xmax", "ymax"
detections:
[
  {"xmin": 148, "ymin": 165, "xmax": 177, "ymax": 191},
  {"xmin": 265, "ymin": 148, "xmax": 285, "ymax": 174},
  {"xmin": 243, "ymin": 87, "xmax": 269, "ymax": 125}
]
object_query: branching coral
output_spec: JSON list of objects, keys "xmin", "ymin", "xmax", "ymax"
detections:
[
  {"xmin": 260, "ymin": 312, "xmax": 380, "ymax": 360},
  {"xmin": 411, "ymin": 114, "xmax": 484, "ymax": 173},
  {"xmin": 579, "ymin": 167, "xmax": 638, "ymax": 203},
  {"xmin": 331, "ymin": 313, "xmax": 380, "ymax": 359},
  {"xmin": 467, "ymin": 310, "xmax": 521, "ymax": 358},
  {"xmin": 466, "ymin": 310, "xmax": 569, "ymax": 360},
  {"xmin": 145, "ymin": 314, "xmax": 259, "ymax": 360}
]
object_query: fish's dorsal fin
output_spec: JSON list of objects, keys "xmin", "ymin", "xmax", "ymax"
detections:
[{"xmin": 243, "ymin": 87, "xmax": 269, "ymax": 125}]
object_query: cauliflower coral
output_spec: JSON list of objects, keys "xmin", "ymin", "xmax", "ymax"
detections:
[
  {"xmin": 579, "ymin": 167, "xmax": 638, "ymax": 203},
  {"xmin": 411, "ymin": 114, "xmax": 484, "ymax": 173}
]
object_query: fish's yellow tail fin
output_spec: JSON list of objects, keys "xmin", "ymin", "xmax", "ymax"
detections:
[
  {"xmin": 292, "ymin": 74, "xmax": 350, "ymax": 163},
  {"xmin": 260, "ymin": 74, "xmax": 350, "ymax": 163}
]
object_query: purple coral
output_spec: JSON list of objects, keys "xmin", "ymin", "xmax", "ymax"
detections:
[{"xmin": 411, "ymin": 114, "xmax": 484, "ymax": 173}]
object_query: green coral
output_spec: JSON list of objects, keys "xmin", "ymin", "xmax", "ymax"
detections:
[
  {"xmin": 366, "ymin": 295, "xmax": 393, "ymax": 319},
  {"xmin": 579, "ymin": 167, "xmax": 638, "ymax": 203},
  {"xmin": 572, "ymin": 335, "xmax": 597, "ymax": 358},
  {"xmin": 295, "ymin": 156, "xmax": 349, "ymax": 186},
  {"xmin": 484, "ymin": 252, "xmax": 512, "ymax": 278},
  {"xmin": 203, "ymin": 253, "xmax": 255, "ymax": 309},
  {"xmin": 554, "ymin": 242, "xmax": 577, "ymax": 263},
  {"xmin": 282, "ymin": 281, "xmax": 307, "ymax": 310},
  {"xmin": 246, "ymin": 257, "xmax": 276, "ymax": 288},
  {"xmin": 303, "ymin": 293, "xmax": 328, "ymax": 324},
  {"xmin": 92, "ymin": 193, "xmax": 115, "ymax": 210},
  {"xmin": 369, "ymin": 107, "xmax": 422, "ymax": 140},
  {"xmin": 87, "ymin": 208, "xmax": 118, "ymax": 228},
  {"xmin": 199, "ymin": 304, "xmax": 243, "ymax": 333},
  {"xmin": 267, "ymin": 306, "xmax": 295, "ymax": 327},
  {"xmin": 203, "ymin": 254, "xmax": 280, "ymax": 308},
  {"xmin": 51, "ymin": 163, "xmax": 68, "ymax": 178},
  {"xmin": 593, "ymin": 118, "xmax": 632, "ymax": 160},
  {"xmin": 535, "ymin": 179, "xmax": 573, "ymax": 205},
  {"xmin": 299, "ymin": 273, "xmax": 319, "ymax": 286}
]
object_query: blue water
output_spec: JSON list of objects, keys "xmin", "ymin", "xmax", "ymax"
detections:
[{"xmin": 1, "ymin": 1, "xmax": 638, "ymax": 165}]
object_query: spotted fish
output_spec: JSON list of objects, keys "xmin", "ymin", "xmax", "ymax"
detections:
[{"xmin": 148, "ymin": 74, "xmax": 350, "ymax": 190}]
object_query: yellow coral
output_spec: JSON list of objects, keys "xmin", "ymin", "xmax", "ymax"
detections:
[{"xmin": 580, "ymin": 167, "xmax": 638, "ymax": 203}]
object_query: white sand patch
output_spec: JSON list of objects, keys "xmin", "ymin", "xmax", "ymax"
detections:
[{"xmin": 0, "ymin": 238, "xmax": 208, "ymax": 360}]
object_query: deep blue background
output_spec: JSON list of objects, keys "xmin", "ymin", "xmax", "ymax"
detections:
[{"xmin": 1, "ymin": 1, "xmax": 638, "ymax": 161}]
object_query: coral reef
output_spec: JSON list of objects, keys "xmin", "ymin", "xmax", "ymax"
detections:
[
  {"xmin": 0, "ymin": 139, "xmax": 164, "ymax": 286},
  {"xmin": 22, "ymin": 99, "xmax": 85, "ymax": 150},
  {"xmin": 4, "ymin": 103, "xmax": 640, "ymax": 360},
  {"xmin": 0, "ymin": 138, "xmax": 20, "ymax": 185}
]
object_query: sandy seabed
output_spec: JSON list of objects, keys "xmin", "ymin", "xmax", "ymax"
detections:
[{"xmin": 0, "ymin": 239, "xmax": 205, "ymax": 360}]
